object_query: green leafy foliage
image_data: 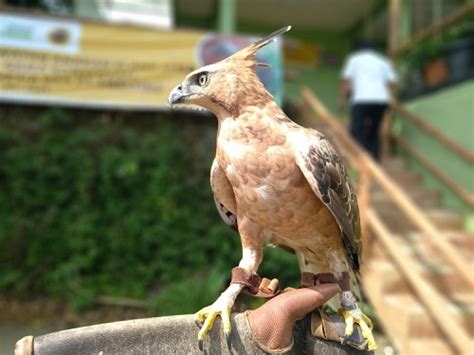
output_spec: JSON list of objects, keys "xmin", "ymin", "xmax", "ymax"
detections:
[
  {"xmin": 0, "ymin": 107, "xmax": 299, "ymax": 314},
  {"xmin": 148, "ymin": 265, "xmax": 228, "ymax": 315}
]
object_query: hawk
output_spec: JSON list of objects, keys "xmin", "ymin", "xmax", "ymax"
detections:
[{"xmin": 169, "ymin": 26, "xmax": 376, "ymax": 350}]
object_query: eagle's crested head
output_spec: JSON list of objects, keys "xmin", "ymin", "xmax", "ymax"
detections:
[{"xmin": 169, "ymin": 26, "xmax": 291, "ymax": 118}]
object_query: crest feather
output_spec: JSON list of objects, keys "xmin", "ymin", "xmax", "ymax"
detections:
[
  {"xmin": 250, "ymin": 25, "xmax": 291, "ymax": 51},
  {"xmin": 230, "ymin": 25, "xmax": 291, "ymax": 61}
]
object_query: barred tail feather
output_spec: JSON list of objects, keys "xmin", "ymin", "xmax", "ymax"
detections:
[{"xmin": 351, "ymin": 269, "xmax": 363, "ymax": 302}]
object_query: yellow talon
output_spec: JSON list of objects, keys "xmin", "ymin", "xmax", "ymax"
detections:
[
  {"xmin": 340, "ymin": 308, "xmax": 377, "ymax": 351},
  {"xmin": 221, "ymin": 306, "xmax": 232, "ymax": 333},
  {"xmin": 195, "ymin": 305, "xmax": 232, "ymax": 342},
  {"xmin": 343, "ymin": 311, "xmax": 354, "ymax": 335},
  {"xmin": 196, "ymin": 306, "xmax": 211, "ymax": 325}
]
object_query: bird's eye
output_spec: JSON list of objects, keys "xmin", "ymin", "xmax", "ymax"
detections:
[{"xmin": 198, "ymin": 73, "xmax": 208, "ymax": 86}]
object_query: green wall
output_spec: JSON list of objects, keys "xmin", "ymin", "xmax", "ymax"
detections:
[
  {"xmin": 397, "ymin": 80, "xmax": 474, "ymax": 213},
  {"xmin": 285, "ymin": 65, "xmax": 340, "ymax": 113}
]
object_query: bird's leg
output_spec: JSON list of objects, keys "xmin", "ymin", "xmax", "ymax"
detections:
[
  {"xmin": 340, "ymin": 290, "xmax": 377, "ymax": 350},
  {"xmin": 325, "ymin": 251, "xmax": 377, "ymax": 350},
  {"xmin": 337, "ymin": 273, "xmax": 377, "ymax": 350},
  {"xmin": 196, "ymin": 217, "xmax": 263, "ymax": 349}
]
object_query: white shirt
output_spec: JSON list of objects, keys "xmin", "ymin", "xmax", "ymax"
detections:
[{"xmin": 341, "ymin": 50, "xmax": 397, "ymax": 104}]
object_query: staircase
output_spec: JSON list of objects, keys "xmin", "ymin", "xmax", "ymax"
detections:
[
  {"xmin": 300, "ymin": 88, "xmax": 473, "ymax": 354},
  {"xmin": 363, "ymin": 157, "xmax": 473, "ymax": 354}
]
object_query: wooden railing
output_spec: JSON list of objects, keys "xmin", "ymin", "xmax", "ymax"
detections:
[
  {"xmin": 301, "ymin": 87, "xmax": 472, "ymax": 354},
  {"xmin": 392, "ymin": 132, "xmax": 474, "ymax": 207},
  {"xmin": 389, "ymin": 104, "xmax": 474, "ymax": 207},
  {"xmin": 393, "ymin": 104, "xmax": 474, "ymax": 164},
  {"xmin": 391, "ymin": 2, "xmax": 474, "ymax": 57}
]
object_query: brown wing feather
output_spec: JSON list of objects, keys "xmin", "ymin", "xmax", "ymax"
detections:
[
  {"xmin": 294, "ymin": 131, "xmax": 361, "ymax": 271},
  {"xmin": 210, "ymin": 158, "xmax": 238, "ymax": 231}
]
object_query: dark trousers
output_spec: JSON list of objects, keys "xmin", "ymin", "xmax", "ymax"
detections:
[{"xmin": 350, "ymin": 103, "xmax": 388, "ymax": 160}]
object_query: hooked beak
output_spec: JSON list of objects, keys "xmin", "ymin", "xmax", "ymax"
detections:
[{"xmin": 168, "ymin": 84, "xmax": 187, "ymax": 107}]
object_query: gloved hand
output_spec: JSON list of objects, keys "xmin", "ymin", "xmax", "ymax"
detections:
[{"xmin": 247, "ymin": 283, "xmax": 340, "ymax": 351}]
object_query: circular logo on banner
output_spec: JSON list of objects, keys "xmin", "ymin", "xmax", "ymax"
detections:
[{"xmin": 48, "ymin": 27, "xmax": 70, "ymax": 45}]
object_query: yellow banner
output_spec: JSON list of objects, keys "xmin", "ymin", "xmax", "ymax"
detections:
[
  {"xmin": 0, "ymin": 12, "xmax": 203, "ymax": 109},
  {"xmin": 284, "ymin": 39, "xmax": 320, "ymax": 67}
]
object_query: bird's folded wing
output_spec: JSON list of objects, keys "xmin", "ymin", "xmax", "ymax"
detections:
[
  {"xmin": 292, "ymin": 131, "xmax": 361, "ymax": 271},
  {"xmin": 210, "ymin": 158, "xmax": 238, "ymax": 231}
]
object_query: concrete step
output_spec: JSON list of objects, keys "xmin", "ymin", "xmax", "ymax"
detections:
[
  {"xmin": 385, "ymin": 292, "xmax": 474, "ymax": 338},
  {"xmin": 363, "ymin": 273, "xmax": 455, "ymax": 352},
  {"xmin": 365, "ymin": 234, "xmax": 472, "ymax": 296},
  {"xmin": 408, "ymin": 231, "xmax": 473, "ymax": 261},
  {"xmin": 369, "ymin": 231, "xmax": 471, "ymax": 271},
  {"xmin": 390, "ymin": 170, "xmax": 423, "ymax": 187},
  {"xmin": 375, "ymin": 208, "xmax": 464, "ymax": 231},
  {"xmin": 384, "ymin": 268, "xmax": 473, "ymax": 303},
  {"xmin": 362, "ymin": 264, "xmax": 413, "ymax": 351},
  {"xmin": 372, "ymin": 213, "xmax": 418, "ymax": 235},
  {"xmin": 450, "ymin": 290, "xmax": 474, "ymax": 309},
  {"xmin": 406, "ymin": 338, "xmax": 454, "ymax": 354},
  {"xmin": 372, "ymin": 182, "xmax": 438, "ymax": 197},
  {"xmin": 364, "ymin": 259, "xmax": 473, "ymax": 353},
  {"xmin": 361, "ymin": 259, "xmax": 399, "ymax": 300},
  {"xmin": 381, "ymin": 157, "xmax": 406, "ymax": 173},
  {"xmin": 444, "ymin": 231, "xmax": 474, "ymax": 258},
  {"xmin": 426, "ymin": 209, "xmax": 464, "ymax": 230},
  {"xmin": 372, "ymin": 188, "xmax": 441, "ymax": 209},
  {"xmin": 366, "ymin": 253, "xmax": 471, "ymax": 301}
]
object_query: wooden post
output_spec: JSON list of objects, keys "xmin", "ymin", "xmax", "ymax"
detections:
[
  {"xmin": 358, "ymin": 167, "xmax": 372, "ymax": 263},
  {"xmin": 400, "ymin": 0, "xmax": 412, "ymax": 45},
  {"xmin": 380, "ymin": 110, "xmax": 392, "ymax": 161},
  {"xmin": 388, "ymin": 0, "xmax": 401, "ymax": 60}
]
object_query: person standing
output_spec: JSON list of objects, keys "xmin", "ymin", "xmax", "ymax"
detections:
[{"xmin": 339, "ymin": 41, "xmax": 397, "ymax": 160}]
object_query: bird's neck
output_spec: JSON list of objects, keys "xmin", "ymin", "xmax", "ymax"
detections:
[
  {"xmin": 216, "ymin": 100, "xmax": 288, "ymax": 123},
  {"xmin": 211, "ymin": 86, "xmax": 275, "ymax": 119},
  {"xmin": 216, "ymin": 102, "xmax": 293, "ymax": 147}
]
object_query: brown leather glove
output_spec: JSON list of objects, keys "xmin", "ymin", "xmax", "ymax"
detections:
[{"xmin": 247, "ymin": 283, "xmax": 340, "ymax": 351}]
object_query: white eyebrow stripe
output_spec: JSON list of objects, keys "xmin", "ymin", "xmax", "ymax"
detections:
[{"xmin": 187, "ymin": 63, "xmax": 220, "ymax": 78}]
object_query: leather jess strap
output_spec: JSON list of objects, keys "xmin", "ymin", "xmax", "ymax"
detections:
[
  {"xmin": 300, "ymin": 272, "xmax": 351, "ymax": 292},
  {"xmin": 231, "ymin": 269, "xmax": 350, "ymax": 298},
  {"xmin": 231, "ymin": 267, "xmax": 280, "ymax": 298}
]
